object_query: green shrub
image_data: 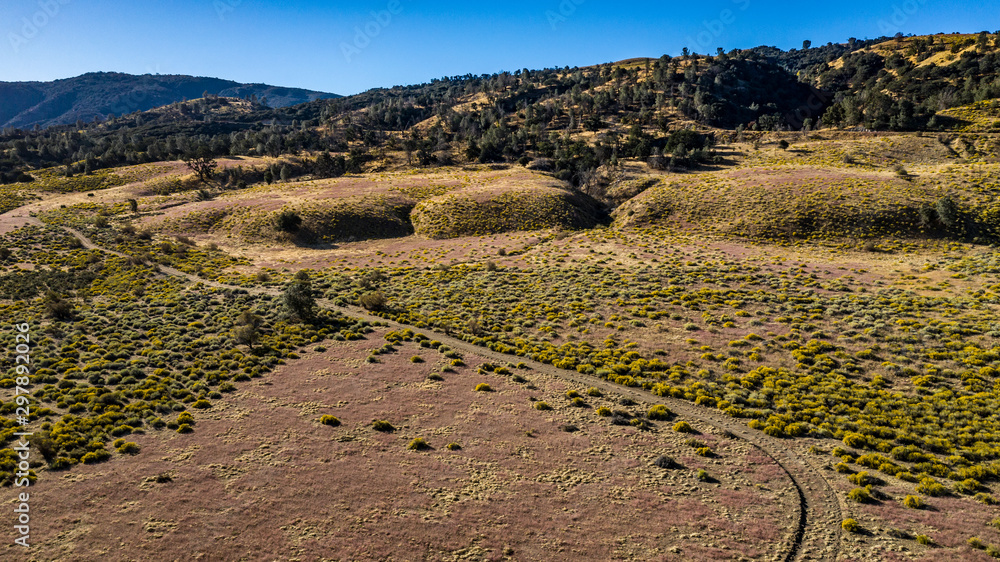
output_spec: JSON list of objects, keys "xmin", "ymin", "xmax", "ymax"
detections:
[
  {"xmin": 673, "ymin": 421, "xmax": 694, "ymax": 433},
  {"xmin": 647, "ymin": 404, "xmax": 671, "ymax": 420},
  {"xmin": 49, "ymin": 457, "xmax": 74, "ymax": 470},
  {"xmin": 596, "ymin": 407, "xmax": 611, "ymax": 417},
  {"xmin": 697, "ymin": 469, "xmax": 710, "ymax": 481},
  {"xmin": 847, "ymin": 487, "xmax": 873, "ymax": 503},
  {"xmin": 372, "ymin": 420, "xmax": 395, "ymax": 432},
  {"xmin": 915, "ymin": 534, "xmax": 932, "ymax": 546},
  {"xmin": 407, "ymin": 438, "xmax": 430, "ymax": 451},
  {"xmin": 975, "ymin": 493, "xmax": 998, "ymax": 505},
  {"xmin": 446, "ymin": 442, "xmax": 461, "ymax": 450},
  {"xmin": 110, "ymin": 425, "xmax": 133, "ymax": 437},
  {"xmin": 44, "ymin": 292, "xmax": 74, "ymax": 320},
  {"xmin": 848, "ymin": 471, "xmax": 877, "ymax": 486},
  {"xmin": 902, "ymin": 495, "xmax": 924, "ymax": 509},
  {"xmin": 916, "ymin": 477, "xmax": 947, "ymax": 497},
  {"xmin": 534, "ymin": 401, "xmax": 552, "ymax": 411},
  {"xmin": 842, "ymin": 432, "xmax": 868, "ymax": 449},
  {"xmin": 474, "ymin": 383, "xmax": 493, "ymax": 392},
  {"xmin": 968, "ymin": 537, "xmax": 986, "ymax": 550},
  {"xmin": 177, "ymin": 424, "xmax": 193, "ymax": 434},
  {"xmin": 565, "ymin": 390, "xmax": 580, "ymax": 399},
  {"xmin": 763, "ymin": 425, "xmax": 785, "ymax": 438},
  {"xmin": 955, "ymin": 478, "xmax": 981, "ymax": 494},
  {"xmin": 841, "ymin": 518, "xmax": 861, "ymax": 533},
  {"xmin": 275, "ymin": 210, "xmax": 302, "ymax": 232},
  {"xmin": 410, "ymin": 355, "xmax": 424, "ymax": 363},
  {"xmin": 117, "ymin": 442, "xmax": 140, "ymax": 455},
  {"xmin": 359, "ymin": 290, "xmax": 388, "ymax": 311},
  {"xmin": 586, "ymin": 387, "xmax": 602, "ymax": 397},
  {"xmin": 191, "ymin": 399, "xmax": 212, "ymax": 409},
  {"xmin": 320, "ymin": 415, "xmax": 341, "ymax": 427}
]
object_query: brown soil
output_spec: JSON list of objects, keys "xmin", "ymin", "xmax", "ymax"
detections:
[{"xmin": 11, "ymin": 334, "xmax": 799, "ymax": 561}]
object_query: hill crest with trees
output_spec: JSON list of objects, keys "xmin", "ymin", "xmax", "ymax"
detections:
[
  {"xmin": 0, "ymin": 72, "xmax": 339, "ymax": 130},
  {"xmin": 2, "ymin": 32, "xmax": 999, "ymax": 187}
]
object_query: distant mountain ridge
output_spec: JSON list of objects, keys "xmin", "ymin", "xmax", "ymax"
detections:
[{"xmin": 0, "ymin": 72, "xmax": 340, "ymax": 129}]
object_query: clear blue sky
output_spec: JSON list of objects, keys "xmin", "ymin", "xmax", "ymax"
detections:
[{"xmin": 2, "ymin": 0, "xmax": 998, "ymax": 95}]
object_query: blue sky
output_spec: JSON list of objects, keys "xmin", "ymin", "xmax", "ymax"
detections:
[{"xmin": 2, "ymin": 0, "xmax": 998, "ymax": 95}]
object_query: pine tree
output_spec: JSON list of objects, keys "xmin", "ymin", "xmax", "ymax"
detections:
[{"xmin": 281, "ymin": 280, "xmax": 315, "ymax": 322}]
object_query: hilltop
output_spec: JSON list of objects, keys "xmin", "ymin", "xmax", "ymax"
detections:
[
  {"xmin": 808, "ymin": 32, "xmax": 1000, "ymax": 130},
  {"xmin": 0, "ymin": 71, "xmax": 339, "ymax": 130}
]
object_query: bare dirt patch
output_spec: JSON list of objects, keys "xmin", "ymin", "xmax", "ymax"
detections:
[{"xmin": 13, "ymin": 331, "xmax": 798, "ymax": 561}]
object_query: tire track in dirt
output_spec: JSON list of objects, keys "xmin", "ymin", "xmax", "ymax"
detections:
[
  {"xmin": 336, "ymin": 305, "xmax": 845, "ymax": 562},
  {"xmin": 61, "ymin": 225, "xmax": 845, "ymax": 562}
]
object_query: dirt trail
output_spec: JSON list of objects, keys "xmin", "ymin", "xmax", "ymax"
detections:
[
  {"xmin": 0, "ymin": 180, "xmax": 148, "ymax": 234},
  {"xmin": 338, "ymin": 305, "xmax": 847, "ymax": 562},
  {"xmin": 60, "ymin": 225, "xmax": 845, "ymax": 562}
]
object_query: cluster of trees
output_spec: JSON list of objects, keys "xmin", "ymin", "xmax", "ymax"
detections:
[
  {"xmin": 0, "ymin": 49, "xmax": 818, "ymax": 183},
  {"xmin": 744, "ymin": 36, "xmax": 887, "ymax": 74},
  {"xmin": 816, "ymin": 33, "xmax": 1000, "ymax": 130},
  {"xmin": 3, "ymin": 32, "xmax": 998, "ymax": 184},
  {"xmin": 0, "ymin": 121, "xmax": 328, "ymax": 183}
]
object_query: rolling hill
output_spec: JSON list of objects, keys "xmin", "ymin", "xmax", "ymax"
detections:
[
  {"xmin": 4, "ymin": 30, "xmax": 1000, "ymax": 561},
  {"xmin": 0, "ymin": 71, "xmax": 339, "ymax": 129}
]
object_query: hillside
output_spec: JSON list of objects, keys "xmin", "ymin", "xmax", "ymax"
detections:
[
  {"xmin": 808, "ymin": 33, "xmax": 1000, "ymax": 130},
  {"xmin": 0, "ymin": 72, "xmax": 339, "ymax": 129},
  {"xmin": 4, "ymin": 29, "xmax": 1000, "ymax": 561},
  {"xmin": 3, "ymin": 32, "xmax": 998, "ymax": 189},
  {"xmin": 0, "ymin": 53, "xmax": 825, "ymax": 184}
]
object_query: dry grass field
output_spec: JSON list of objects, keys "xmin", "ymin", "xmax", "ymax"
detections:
[{"xmin": 4, "ymin": 127, "xmax": 1000, "ymax": 560}]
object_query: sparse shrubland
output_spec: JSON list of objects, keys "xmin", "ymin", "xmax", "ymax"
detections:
[
  {"xmin": 5, "ymin": 32, "xmax": 1000, "ymax": 559},
  {"xmin": 0, "ymin": 223, "xmax": 367, "ymax": 483}
]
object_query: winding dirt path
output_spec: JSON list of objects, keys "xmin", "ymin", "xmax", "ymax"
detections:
[
  {"xmin": 338, "ymin": 305, "xmax": 847, "ymax": 562},
  {"xmin": 59, "ymin": 224, "xmax": 846, "ymax": 562}
]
